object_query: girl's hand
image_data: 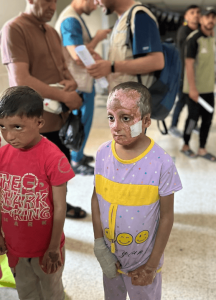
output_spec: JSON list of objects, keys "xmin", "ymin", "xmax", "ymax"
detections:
[{"xmin": 128, "ymin": 263, "xmax": 157, "ymax": 286}]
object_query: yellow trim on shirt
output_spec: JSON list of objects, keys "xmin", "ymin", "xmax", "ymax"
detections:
[
  {"xmin": 111, "ymin": 138, "xmax": 154, "ymax": 164},
  {"xmin": 95, "ymin": 175, "xmax": 159, "ymax": 206}
]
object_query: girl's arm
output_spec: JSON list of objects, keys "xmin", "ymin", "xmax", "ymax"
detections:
[
  {"xmin": 128, "ymin": 193, "xmax": 174, "ymax": 286},
  {"xmin": 91, "ymin": 187, "xmax": 103, "ymax": 238},
  {"xmin": 91, "ymin": 187, "xmax": 118, "ymax": 279}
]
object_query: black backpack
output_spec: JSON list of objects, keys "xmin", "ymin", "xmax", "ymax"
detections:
[{"xmin": 126, "ymin": 4, "xmax": 181, "ymax": 134}]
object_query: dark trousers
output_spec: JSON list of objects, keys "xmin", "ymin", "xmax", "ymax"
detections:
[
  {"xmin": 171, "ymin": 80, "xmax": 187, "ymax": 127},
  {"xmin": 42, "ymin": 131, "xmax": 72, "ymax": 212},
  {"xmin": 183, "ymin": 93, "xmax": 214, "ymax": 148}
]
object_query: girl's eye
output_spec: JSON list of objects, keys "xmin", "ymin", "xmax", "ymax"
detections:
[
  {"xmin": 108, "ymin": 116, "xmax": 114, "ymax": 121},
  {"xmin": 123, "ymin": 116, "xmax": 130, "ymax": 122}
]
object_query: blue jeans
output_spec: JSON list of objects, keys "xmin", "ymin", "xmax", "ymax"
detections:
[
  {"xmin": 171, "ymin": 81, "xmax": 187, "ymax": 127},
  {"xmin": 71, "ymin": 86, "xmax": 95, "ymax": 163}
]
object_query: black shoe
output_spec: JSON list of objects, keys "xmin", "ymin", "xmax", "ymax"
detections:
[
  {"xmin": 66, "ymin": 203, "xmax": 87, "ymax": 219},
  {"xmin": 82, "ymin": 154, "xmax": 94, "ymax": 164},
  {"xmin": 72, "ymin": 163, "xmax": 94, "ymax": 175}
]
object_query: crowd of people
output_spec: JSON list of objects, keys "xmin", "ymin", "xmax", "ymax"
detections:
[{"xmin": 0, "ymin": 0, "xmax": 215, "ymax": 299}]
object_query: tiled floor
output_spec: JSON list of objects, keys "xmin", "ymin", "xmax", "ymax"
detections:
[{"xmin": 1, "ymin": 94, "xmax": 216, "ymax": 300}]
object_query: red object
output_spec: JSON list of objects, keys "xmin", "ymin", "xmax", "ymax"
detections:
[{"xmin": 0, "ymin": 137, "xmax": 74, "ymax": 259}]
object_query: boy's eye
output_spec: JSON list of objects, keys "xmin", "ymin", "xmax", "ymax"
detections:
[
  {"xmin": 0, "ymin": 125, "xmax": 5, "ymax": 129},
  {"xmin": 15, "ymin": 126, "xmax": 22, "ymax": 130},
  {"xmin": 108, "ymin": 115, "xmax": 114, "ymax": 121}
]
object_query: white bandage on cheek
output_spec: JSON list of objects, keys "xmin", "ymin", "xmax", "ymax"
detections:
[{"xmin": 130, "ymin": 120, "xmax": 142, "ymax": 137}]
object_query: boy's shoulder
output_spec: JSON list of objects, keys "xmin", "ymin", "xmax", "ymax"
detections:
[{"xmin": 40, "ymin": 137, "xmax": 65, "ymax": 160}]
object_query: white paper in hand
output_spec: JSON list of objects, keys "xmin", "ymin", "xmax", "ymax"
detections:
[
  {"xmin": 75, "ymin": 45, "xmax": 109, "ymax": 89},
  {"xmin": 198, "ymin": 96, "xmax": 214, "ymax": 113}
]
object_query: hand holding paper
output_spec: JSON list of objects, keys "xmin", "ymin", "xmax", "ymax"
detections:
[{"xmin": 75, "ymin": 45, "xmax": 109, "ymax": 89}]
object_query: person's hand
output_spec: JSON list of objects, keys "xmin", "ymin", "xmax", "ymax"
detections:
[
  {"xmin": 95, "ymin": 29, "xmax": 112, "ymax": 42},
  {"xmin": 62, "ymin": 91, "xmax": 82, "ymax": 111},
  {"xmin": 128, "ymin": 263, "xmax": 157, "ymax": 286},
  {"xmin": 189, "ymin": 88, "xmax": 199, "ymax": 102},
  {"xmin": 0, "ymin": 235, "xmax": 7, "ymax": 255},
  {"xmin": 88, "ymin": 48, "xmax": 102, "ymax": 61},
  {"xmin": 87, "ymin": 60, "xmax": 111, "ymax": 79},
  {"xmin": 94, "ymin": 237, "xmax": 118, "ymax": 278},
  {"xmin": 74, "ymin": 57, "xmax": 85, "ymax": 67},
  {"xmin": 40, "ymin": 248, "xmax": 63, "ymax": 274},
  {"xmin": 59, "ymin": 79, "xmax": 78, "ymax": 92}
]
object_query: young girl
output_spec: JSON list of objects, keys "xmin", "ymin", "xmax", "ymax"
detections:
[{"xmin": 91, "ymin": 81, "xmax": 182, "ymax": 300}]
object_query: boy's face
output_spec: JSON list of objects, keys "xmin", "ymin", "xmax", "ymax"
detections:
[
  {"xmin": 185, "ymin": 8, "xmax": 200, "ymax": 26},
  {"xmin": 0, "ymin": 115, "xmax": 44, "ymax": 149},
  {"xmin": 83, "ymin": 0, "xmax": 97, "ymax": 15},
  {"xmin": 107, "ymin": 89, "xmax": 150, "ymax": 146},
  {"xmin": 94, "ymin": 0, "xmax": 115, "ymax": 15},
  {"xmin": 200, "ymin": 13, "xmax": 216, "ymax": 31}
]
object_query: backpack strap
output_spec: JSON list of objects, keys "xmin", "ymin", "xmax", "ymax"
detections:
[
  {"xmin": 157, "ymin": 120, "xmax": 168, "ymax": 135},
  {"xmin": 125, "ymin": 4, "xmax": 148, "ymax": 49}
]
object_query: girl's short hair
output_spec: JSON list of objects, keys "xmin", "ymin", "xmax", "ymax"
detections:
[{"xmin": 108, "ymin": 81, "xmax": 151, "ymax": 118}]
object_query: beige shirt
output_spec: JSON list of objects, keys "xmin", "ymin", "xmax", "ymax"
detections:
[
  {"xmin": 0, "ymin": 13, "xmax": 69, "ymax": 133},
  {"xmin": 107, "ymin": 3, "xmax": 158, "ymax": 91}
]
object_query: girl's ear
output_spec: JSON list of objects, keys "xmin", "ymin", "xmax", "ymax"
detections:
[{"xmin": 142, "ymin": 114, "xmax": 151, "ymax": 129}]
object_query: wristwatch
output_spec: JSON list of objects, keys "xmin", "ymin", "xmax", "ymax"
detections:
[{"xmin": 111, "ymin": 61, "xmax": 115, "ymax": 73}]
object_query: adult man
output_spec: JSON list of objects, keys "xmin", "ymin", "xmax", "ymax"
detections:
[
  {"xmin": 55, "ymin": 0, "xmax": 111, "ymax": 175},
  {"xmin": 181, "ymin": 7, "xmax": 216, "ymax": 161},
  {"xmin": 0, "ymin": 0, "xmax": 86, "ymax": 217},
  {"xmin": 169, "ymin": 5, "xmax": 200, "ymax": 138},
  {"xmin": 87, "ymin": 0, "xmax": 164, "ymax": 92}
]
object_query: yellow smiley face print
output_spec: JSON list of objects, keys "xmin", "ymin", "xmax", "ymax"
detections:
[
  {"xmin": 117, "ymin": 233, "xmax": 133, "ymax": 246},
  {"xmin": 104, "ymin": 228, "xmax": 112, "ymax": 241},
  {"xmin": 135, "ymin": 230, "xmax": 149, "ymax": 244}
]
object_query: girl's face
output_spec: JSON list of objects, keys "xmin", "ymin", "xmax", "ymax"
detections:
[{"xmin": 107, "ymin": 89, "xmax": 143, "ymax": 146}]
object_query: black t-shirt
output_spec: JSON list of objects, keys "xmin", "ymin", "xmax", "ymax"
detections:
[
  {"xmin": 185, "ymin": 30, "xmax": 207, "ymax": 59},
  {"xmin": 176, "ymin": 25, "xmax": 193, "ymax": 78}
]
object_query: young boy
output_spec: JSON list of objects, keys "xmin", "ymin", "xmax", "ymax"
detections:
[
  {"xmin": 92, "ymin": 82, "xmax": 182, "ymax": 300},
  {"xmin": 0, "ymin": 86, "xmax": 75, "ymax": 300}
]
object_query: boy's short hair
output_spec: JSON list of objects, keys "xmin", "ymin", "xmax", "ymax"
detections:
[
  {"xmin": 0, "ymin": 86, "xmax": 43, "ymax": 118},
  {"xmin": 108, "ymin": 81, "xmax": 151, "ymax": 118},
  {"xmin": 184, "ymin": 5, "xmax": 200, "ymax": 16}
]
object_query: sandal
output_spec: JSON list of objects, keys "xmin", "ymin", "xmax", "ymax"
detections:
[
  {"xmin": 198, "ymin": 153, "xmax": 216, "ymax": 162},
  {"xmin": 180, "ymin": 149, "xmax": 197, "ymax": 158},
  {"xmin": 66, "ymin": 203, "xmax": 87, "ymax": 219}
]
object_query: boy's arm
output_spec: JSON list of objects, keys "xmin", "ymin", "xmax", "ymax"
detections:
[
  {"xmin": 41, "ymin": 183, "xmax": 67, "ymax": 274},
  {"xmin": 91, "ymin": 187, "xmax": 118, "ymax": 278},
  {"xmin": 0, "ymin": 189, "xmax": 7, "ymax": 254},
  {"xmin": 128, "ymin": 193, "xmax": 174, "ymax": 286}
]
